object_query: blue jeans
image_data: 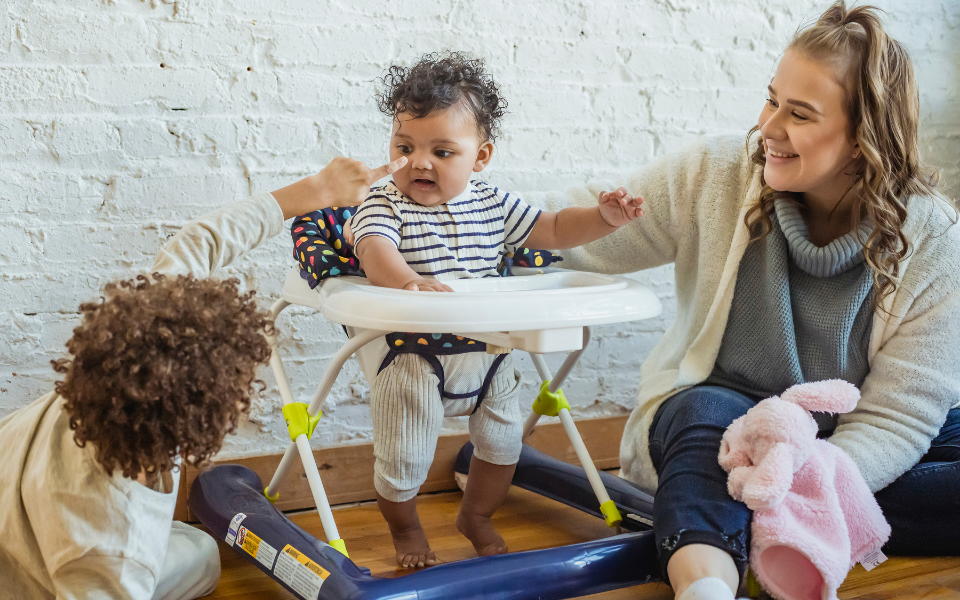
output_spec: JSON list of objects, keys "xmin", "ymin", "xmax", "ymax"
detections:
[{"xmin": 648, "ymin": 385, "xmax": 960, "ymax": 584}]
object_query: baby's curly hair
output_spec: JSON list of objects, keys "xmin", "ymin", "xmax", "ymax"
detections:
[
  {"xmin": 376, "ymin": 51, "xmax": 507, "ymax": 142},
  {"xmin": 53, "ymin": 274, "xmax": 274, "ymax": 479}
]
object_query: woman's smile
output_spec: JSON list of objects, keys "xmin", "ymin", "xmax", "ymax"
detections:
[{"xmin": 766, "ymin": 147, "xmax": 799, "ymax": 159}]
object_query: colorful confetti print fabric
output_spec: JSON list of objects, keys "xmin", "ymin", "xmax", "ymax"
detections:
[
  {"xmin": 291, "ymin": 206, "xmax": 361, "ymax": 288},
  {"xmin": 385, "ymin": 331, "xmax": 485, "ymax": 355},
  {"xmin": 499, "ymin": 247, "xmax": 562, "ymax": 276}
]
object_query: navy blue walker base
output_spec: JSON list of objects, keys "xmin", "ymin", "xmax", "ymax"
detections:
[{"xmin": 189, "ymin": 443, "xmax": 659, "ymax": 600}]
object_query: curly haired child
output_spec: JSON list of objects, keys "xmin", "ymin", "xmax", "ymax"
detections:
[
  {"xmin": 336, "ymin": 51, "xmax": 645, "ymax": 568},
  {"xmin": 0, "ymin": 274, "xmax": 273, "ymax": 600}
]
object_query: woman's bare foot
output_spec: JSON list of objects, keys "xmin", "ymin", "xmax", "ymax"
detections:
[
  {"xmin": 456, "ymin": 511, "xmax": 508, "ymax": 556},
  {"xmin": 390, "ymin": 524, "xmax": 441, "ymax": 568},
  {"xmin": 376, "ymin": 492, "xmax": 441, "ymax": 569}
]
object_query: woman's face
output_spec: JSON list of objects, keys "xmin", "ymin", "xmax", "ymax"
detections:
[{"xmin": 758, "ymin": 50, "xmax": 859, "ymax": 205}]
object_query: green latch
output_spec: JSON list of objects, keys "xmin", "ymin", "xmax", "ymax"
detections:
[
  {"xmin": 531, "ymin": 381, "xmax": 571, "ymax": 417},
  {"xmin": 282, "ymin": 402, "xmax": 322, "ymax": 441}
]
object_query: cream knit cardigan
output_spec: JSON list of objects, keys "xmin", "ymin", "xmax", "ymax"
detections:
[{"xmin": 527, "ymin": 133, "xmax": 960, "ymax": 494}]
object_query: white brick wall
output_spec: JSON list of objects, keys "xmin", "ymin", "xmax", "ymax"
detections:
[{"xmin": 1, "ymin": 0, "xmax": 957, "ymax": 459}]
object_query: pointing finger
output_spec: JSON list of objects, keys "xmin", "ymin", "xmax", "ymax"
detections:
[{"xmin": 368, "ymin": 156, "xmax": 408, "ymax": 183}]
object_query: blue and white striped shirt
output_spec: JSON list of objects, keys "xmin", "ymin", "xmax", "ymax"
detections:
[{"xmin": 348, "ymin": 180, "xmax": 542, "ymax": 280}]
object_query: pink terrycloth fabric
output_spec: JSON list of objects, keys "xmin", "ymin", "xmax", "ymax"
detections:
[{"xmin": 718, "ymin": 380, "xmax": 891, "ymax": 600}]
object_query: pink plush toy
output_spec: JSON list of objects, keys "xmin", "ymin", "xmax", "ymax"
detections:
[{"xmin": 718, "ymin": 380, "xmax": 891, "ymax": 600}]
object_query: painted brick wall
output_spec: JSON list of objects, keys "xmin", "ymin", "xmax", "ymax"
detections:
[{"xmin": 1, "ymin": 0, "xmax": 957, "ymax": 459}]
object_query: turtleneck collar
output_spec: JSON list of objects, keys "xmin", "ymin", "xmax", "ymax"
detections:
[{"xmin": 774, "ymin": 197, "xmax": 874, "ymax": 277}]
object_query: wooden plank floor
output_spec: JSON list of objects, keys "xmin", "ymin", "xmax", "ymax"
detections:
[{"xmin": 200, "ymin": 486, "xmax": 960, "ymax": 600}]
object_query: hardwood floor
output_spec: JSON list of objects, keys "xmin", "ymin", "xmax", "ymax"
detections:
[{"xmin": 199, "ymin": 486, "xmax": 960, "ymax": 600}]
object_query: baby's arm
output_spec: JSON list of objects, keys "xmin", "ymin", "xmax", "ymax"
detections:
[
  {"xmin": 523, "ymin": 188, "xmax": 643, "ymax": 250},
  {"xmin": 354, "ymin": 236, "xmax": 453, "ymax": 292}
]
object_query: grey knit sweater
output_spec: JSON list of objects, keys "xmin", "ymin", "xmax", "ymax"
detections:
[{"xmin": 706, "ymin": 198, "xmax": 875, "ymax": 430}]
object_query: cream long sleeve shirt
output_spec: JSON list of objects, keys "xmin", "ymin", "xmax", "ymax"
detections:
[
  {"xmin": 0, "ymin": 393, "xmax": 178, "ymax": 600},
  {"xmin": 0, "ymin": 193, "xmax": 284, "ymax": 600},
  {"xmin": 526, "ymin": 133, "xmax": 960, "ymax": 494}
]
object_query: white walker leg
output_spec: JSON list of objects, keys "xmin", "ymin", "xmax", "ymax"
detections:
[
  {"xmin": 267, "ymin": 299, "xmax": 296, "ymax": 408},
  {"xmin": 295, "ymin": 434, "xmax": 348, "ymax": 554},
  {"xmin": 522, "ymin": 354, "xmax": 554, "ymax": 440},
  {"xmin": 557, "ymin": 408, "xmax": 620, "ymax": 526},
  {"xmin": 522, "ymin": 327, "xmax": 622, "ymax": 527},
  {"xmin": 266, "ymin": 324, "xmax": 387, "ymax": 494},
  {"xmin": 522, "ymin": 327, "xmax": 589, "ymax": 441},
  {"xmin": 264, "ymin": 442, "xmax": 298, "ymax": 502},
  {"xmin": 264, "ymin": 298, "xmax": 386, "ymax": 552}
]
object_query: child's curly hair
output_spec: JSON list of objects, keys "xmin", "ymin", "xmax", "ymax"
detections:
[
  {"xmin": 53, "ymin": 274, "xmax": 274, "ymax": 479},
  {"xmin": 376, "ymin": 51, "xmax": 507, "ymax": 142}
]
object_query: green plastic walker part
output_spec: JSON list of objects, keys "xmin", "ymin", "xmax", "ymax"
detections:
[
  {"xmin": 745, "ymin": 569, "xmax": 762, "ymax": 598},
  {"xmin": 599, "ymin": 500, "xmax": 623, "ymax": 528},
  {"xmin": 531, "ymin": 381, "xmax": 571, "ymax": 417},
  {"xmin": 264, "ymin": 487, "xmax": 280, "ymax": 504},
  {"xmin": 282, "ymin": 402, "xmax": 322, "ymax": 442},
  {"xmin": 329, "ymin": 538, "xmax": 349, "ymax": 557}
]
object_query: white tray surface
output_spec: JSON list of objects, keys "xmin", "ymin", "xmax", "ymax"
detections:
[{"xmin": 281, "ymin": 267, "xmax": 661, "ymax": 334}]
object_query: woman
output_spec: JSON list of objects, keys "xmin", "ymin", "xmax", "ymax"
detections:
[{"xmin": 531, "ymin": 3, "xmax": 960, "ymax": 599}]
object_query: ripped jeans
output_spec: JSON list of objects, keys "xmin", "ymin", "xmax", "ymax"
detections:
[{"xmin": 648, "ymin": 385, "xmax": 960, "ymax": 585}]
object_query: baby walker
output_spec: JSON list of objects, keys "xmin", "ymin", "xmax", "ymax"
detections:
[{"xmin": 190, "ymin": 265, "xmax": 664, "ymax": 600}]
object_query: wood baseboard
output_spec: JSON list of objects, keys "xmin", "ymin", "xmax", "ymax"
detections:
[{"xmin": 174, "ymin": 415, "xmax": 628, "ymax": 522}]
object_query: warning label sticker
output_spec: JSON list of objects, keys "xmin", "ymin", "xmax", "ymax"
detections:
[
  {"xmin": 237, "ymin": 525, "xmax": 279, "ymax": 569},
  {"xmin": 274, "ymin": 544, "xmax": 329, "ymax": 600},
  {"xmin": 225, "ymin": 513, "xmax": 247, "ymax": 546}
]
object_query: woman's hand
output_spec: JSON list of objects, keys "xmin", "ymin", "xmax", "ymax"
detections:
[
  {"xmin": 273, "ymin": 156, "xmax": 408, "ymax": 220},
  {"xmin": 403, "ymin": 277, "xmax": 453, "ymax": 292},
  {"xmin": 598, "ymin": 187, "xmax": 644, "ymax": 228}
]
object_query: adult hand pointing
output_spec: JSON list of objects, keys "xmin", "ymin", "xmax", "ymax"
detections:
[{"xmin": 272, "ymin": 156, "xmax": 408, "ymax": 220}]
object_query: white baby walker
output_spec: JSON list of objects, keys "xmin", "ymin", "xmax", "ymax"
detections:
[{"xmin": 262, "ymin": 265, "xmax": 662, "ymax": 557}]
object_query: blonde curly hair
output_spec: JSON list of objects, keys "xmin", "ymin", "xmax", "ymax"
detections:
[{"xmin": 745, "ymin": 1, "xmax": 943, "ymax": 310}]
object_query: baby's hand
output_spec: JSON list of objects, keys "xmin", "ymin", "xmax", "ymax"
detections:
[
  {"xmin": 403, "ymin": 278, "xmax": 453, "ymax": 292},
  {"xmin": 598, "ymin": 187, "xmax": 644, "ymax": 228}
]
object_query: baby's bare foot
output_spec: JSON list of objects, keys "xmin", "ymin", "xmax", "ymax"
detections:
[
  {"xmin": 456, "ymin": 511, "xmax": 508, "ymax": 556},
  {"xmin": 390, "ymin": 525, "xmax": 441, "ymax": 568}
]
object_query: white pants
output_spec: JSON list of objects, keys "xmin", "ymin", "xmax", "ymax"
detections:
[
  {"xmin": 371, "ymin": 352, "xmax": 523, "ymax": 502},
  {"xmin": 152, "ymin": 522, "xmax": 220, "ymax": 600}
]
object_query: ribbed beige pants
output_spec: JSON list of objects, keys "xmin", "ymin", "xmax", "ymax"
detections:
[{"xmin": 371, "ymin": 352, "xmax": 523, "ymax": 502}]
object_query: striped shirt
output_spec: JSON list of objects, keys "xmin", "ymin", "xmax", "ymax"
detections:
[{"xmin": 348, "ymin": 180, "xmax": 542, "ymax": 280}]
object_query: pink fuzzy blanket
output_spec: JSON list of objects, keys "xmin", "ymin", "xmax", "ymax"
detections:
[{"xmin": 719, "ymin": 380, "xmax": 891, "ymax": 600}]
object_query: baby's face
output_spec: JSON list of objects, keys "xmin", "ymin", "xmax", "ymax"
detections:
[{"xmin": 388, "ymin": 106, "xmax": 492, "ymax": 206}]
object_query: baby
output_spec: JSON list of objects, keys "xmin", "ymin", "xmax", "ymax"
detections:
[{"xmin": 346, "ymin": 52, "xmax": 644, "ymax": 568}]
